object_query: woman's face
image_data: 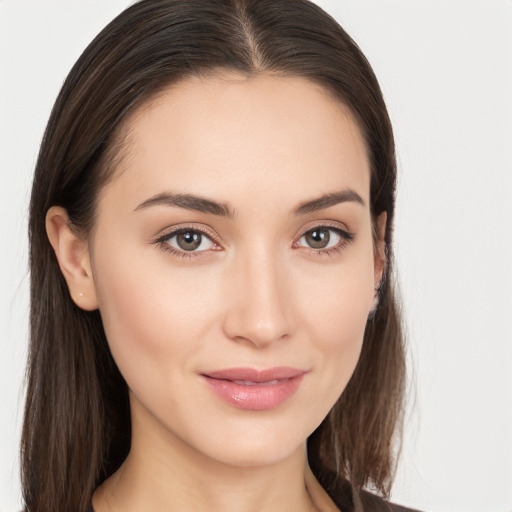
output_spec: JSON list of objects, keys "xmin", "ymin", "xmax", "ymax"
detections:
[{"xmin": 89, "ymin": 73, "xmax": 381, "ymax": 467}]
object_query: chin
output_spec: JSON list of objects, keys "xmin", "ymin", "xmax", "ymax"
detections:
[
  {"xmin": 203, "ymin": 436, "xmax": 305, "ymax": 469},
  {"xmin": 180, "ymin": 411, "xmax": 316, "ymax": 469}
]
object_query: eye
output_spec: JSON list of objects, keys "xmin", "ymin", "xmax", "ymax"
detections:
[
  {"xmin": 294, "ymin": 225, "xmax": 354, "ymax": 252},
  {"xmin": 156, "ymin": 227, "xmax": 219, "ymax": 256}
]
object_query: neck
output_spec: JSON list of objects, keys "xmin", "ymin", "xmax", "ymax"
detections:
[{"xmin": 92, "ymin": 400, "xmax": 330, "ymax": 512}]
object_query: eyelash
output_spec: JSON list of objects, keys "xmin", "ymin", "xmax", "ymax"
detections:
[
  {"xmin": 154, "ymin": 225, "xmax": 221, "ymax": 259},
  {"xmin": 153, "ymin": 224, "xmax": 355, "ymax": 259},
  {"xmin": 293, "ymin": 224, "xmax": 355, "ymax": 257}
]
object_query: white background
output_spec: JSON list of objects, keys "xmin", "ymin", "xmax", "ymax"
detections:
[{"xmin": 1, "ymin": 1, "xmax": 511, "ymax": 511}]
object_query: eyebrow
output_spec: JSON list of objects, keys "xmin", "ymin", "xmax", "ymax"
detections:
[
  {"xmin": 295, "ymin": 189, "xmax": 365, "ymax": 215},
  {"xmin": 134, "ymin": 192, "xmax": 234, "ymax": 217},
  {"xmin": 134, "ymin": 188, "xmax": 365, "ymax": 218}
]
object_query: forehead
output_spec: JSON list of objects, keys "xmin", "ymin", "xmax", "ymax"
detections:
[{"xmin": 99, "ymin": 73, "xmax": 370, "ymax": 214}]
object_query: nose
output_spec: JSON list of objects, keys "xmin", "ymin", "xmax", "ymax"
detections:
[{"xmin": 222, "ymin": 249, "xmax": 292, "ymax": 348}]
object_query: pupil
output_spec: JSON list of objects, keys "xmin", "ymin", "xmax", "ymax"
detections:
[
  {"xmin": 306, "ymin": 228, "xmax": 330, "ymax": 249},
  {"xmin": 177, "ymin": 231, "xmax": 201, "ymax": 251}
]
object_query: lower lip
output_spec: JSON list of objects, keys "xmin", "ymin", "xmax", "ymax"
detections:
[{"xmin": 202, "ymin": 374, "xmax": 305, "ymax": 410}]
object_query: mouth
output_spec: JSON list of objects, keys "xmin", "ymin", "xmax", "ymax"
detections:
[{"xmin": 201, "ymin": 367, "xmax": 307, "ymax": 410}]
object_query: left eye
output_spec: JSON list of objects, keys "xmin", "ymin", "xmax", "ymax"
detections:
[
  {"xmin": 163, "ymin": 229, "xmax": 216, "ymax": 252},
  {"xmin": 296, "ymin": 227, "xmax": 344, "ymax": 250}
]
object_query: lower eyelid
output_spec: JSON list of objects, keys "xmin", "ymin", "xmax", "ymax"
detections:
[{"xmin": 159, "ymin": 243, "xmax": 210, "ymax": 259}]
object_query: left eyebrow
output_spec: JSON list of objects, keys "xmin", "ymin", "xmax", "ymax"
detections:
[
  {"xmin": 295, "ymin": 189, "xmax": 365, "ymax": 215},
  {"xmin": 133, "ymin": 192, "xmax": 234, "ymax": 217}
]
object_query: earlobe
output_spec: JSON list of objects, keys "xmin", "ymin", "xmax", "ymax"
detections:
[{"xmin": 45, "ymin": 206, "xmax": 99, "ymax": 311}]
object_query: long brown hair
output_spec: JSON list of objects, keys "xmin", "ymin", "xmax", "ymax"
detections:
[{"xmin": 22, "ymin": 1, "xmax": 405, "ymax": 510}]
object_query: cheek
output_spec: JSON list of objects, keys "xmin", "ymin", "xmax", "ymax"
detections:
[
  {"xmin": 296, "ymin": 252, "xmax": 375, "ymax": 347},
  {"xmin": 91, "ymin": 245, "xmax": 220, "ymax": 392},
  {"xmin": 292, "ymin": 250, "xmax": 375, "ymax": 405},
  {"xmin": 312, "ymin": 283, "xmax": 371, "ymax": 374}
]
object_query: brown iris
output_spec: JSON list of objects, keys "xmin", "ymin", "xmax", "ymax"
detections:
[
  {"xmin": 304, "ymin": 228, "xmax": 330, "ymax": 249},
  {"xmin": 176, "ymin": 230, "xmax": 202, "ymax": 251}
]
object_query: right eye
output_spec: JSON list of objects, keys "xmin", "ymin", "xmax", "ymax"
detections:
[{"xmin": 156, "ymin": 227, "xmax": 220, "ymax": 257}]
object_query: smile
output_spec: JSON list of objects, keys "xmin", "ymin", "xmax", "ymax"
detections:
[{"xmin": 202, "ymin": 367, "xmax": 307, "ymax": 410}]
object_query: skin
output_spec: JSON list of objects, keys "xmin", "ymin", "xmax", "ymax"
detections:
[{"xmin": 47, "ymin": 73, "xmax": 386, "ymax": 512}]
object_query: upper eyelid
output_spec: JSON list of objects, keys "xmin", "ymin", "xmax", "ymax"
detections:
[
  {"xmin": 295, "ymin": 226, "xmax": 353, "ymax": 244},
  {"xmin": 293, "ymin": 221, "xmax": 352, "ymax": 241},
  {"xmin": 153, "ymin": 221, "xmax": 353, "ymax": 247},
  {"xmin": 154, "ymin": 224, "xmax": 219, "ymax": 243}
]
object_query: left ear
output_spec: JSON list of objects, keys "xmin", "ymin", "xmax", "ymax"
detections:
[{"xmin": 373, "ymin": 211, "xmax": 387, "ymax": 292}]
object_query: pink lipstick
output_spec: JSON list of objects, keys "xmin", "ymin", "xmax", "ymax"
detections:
[{"xmin": 202, "ymin": 367, "xmax": 306, "ymax": 410}]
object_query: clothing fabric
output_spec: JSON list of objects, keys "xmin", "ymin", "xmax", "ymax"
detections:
[{"xmin": 322, "ymin": 476, "xmax": 420, "ymax": 512}]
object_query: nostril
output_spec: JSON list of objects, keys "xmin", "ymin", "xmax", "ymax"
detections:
[{"xmin": 224, "ymin": 314, "xmax": 291, "ymax": 348}]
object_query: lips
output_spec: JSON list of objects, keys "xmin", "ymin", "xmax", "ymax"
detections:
[{"xmin": 201, "ymin": 367, "xmax": 307, "ymax": 410}]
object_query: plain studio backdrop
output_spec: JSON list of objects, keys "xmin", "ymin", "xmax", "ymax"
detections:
[{"xmin": 1, "ymin": 1, "xmax": 511, "ymax": 511}]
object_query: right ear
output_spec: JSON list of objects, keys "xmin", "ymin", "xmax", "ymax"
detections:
[{"xmin": 45, "ymin": 206, "xmax": 99, "ymax": 311}]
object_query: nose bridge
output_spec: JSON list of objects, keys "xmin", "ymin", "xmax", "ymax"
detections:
[{"xmin": 223, "ymin": 242, "xmax": 291, "ymax": 347}]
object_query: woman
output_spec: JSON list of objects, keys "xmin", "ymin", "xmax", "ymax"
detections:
[{"xmin": 22, "ymin": 0, "xmax": 415, "ymax": 511}]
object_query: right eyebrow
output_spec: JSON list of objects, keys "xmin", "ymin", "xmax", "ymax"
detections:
[{"xmin": 133, "ymin": 192, "xmax": 234, "ymax": 218}]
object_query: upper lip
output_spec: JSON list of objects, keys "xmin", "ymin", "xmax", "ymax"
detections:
[{"xmin": 202, "ymin": 367, "xmax": 307, "ymax": 383}]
